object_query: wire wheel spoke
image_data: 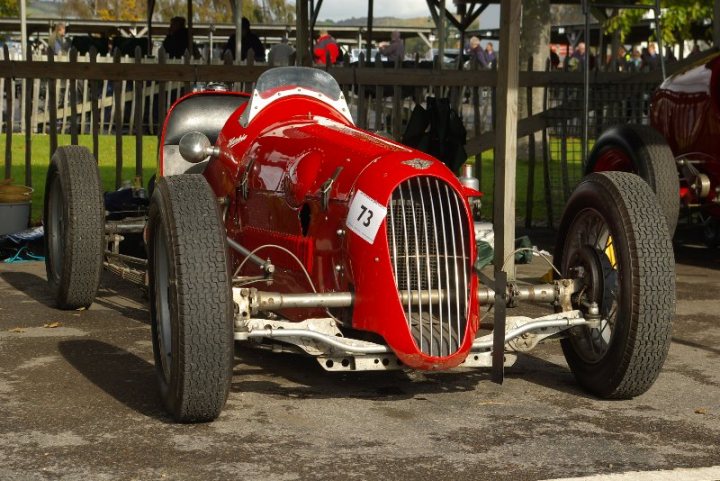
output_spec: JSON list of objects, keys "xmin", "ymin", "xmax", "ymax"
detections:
[{"xmin": 564, "ymin": 208, "xmax": 620, "ymax": 363}]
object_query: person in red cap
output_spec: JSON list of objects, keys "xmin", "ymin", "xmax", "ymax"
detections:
[{"xmin": 313, "ymin": 29, "xmax": 340, "ymax": 65}]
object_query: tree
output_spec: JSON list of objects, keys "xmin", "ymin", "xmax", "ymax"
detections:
[
  {"xmin": 0, "ymin": 0, "xmax": 19, "ymax": 17},
  {"xmin": 605, "ymin": 0, "xmax": 713, "ymax": 45},
  {"xmin": 153, "ymin": 0, "xmax": 294, "ymax": 24},
  {"xmin": 155, "ymin": 0, "xmax": 234, "ymax": 23},
  {"xmin": 518, "ymin": 0, "xmax": 552, "ymax": 160},
  {"xmin": 98, "ymin": 0, "xmax": 145, "ymax": 21},
  {"xmin": 60, "ymin": 0, "xmax": 144, "ymax": 21},
  {"xmin": 58, "ymin": 0, "xmax": 295, "ymax": 24}
]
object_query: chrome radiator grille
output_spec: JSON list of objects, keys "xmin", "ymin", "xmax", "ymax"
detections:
[{"xmin": 387, "ymin": 177, "xmax": 471, "ymax": 357}]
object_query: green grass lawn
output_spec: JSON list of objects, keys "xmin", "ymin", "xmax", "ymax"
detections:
[
  {"xmin": 471, "ymin": 150, "xmax": 551, "ymax": 225},
  {"xmin": 1, "ymin": 134, "xmax": 158, "ymax": 222},
  {"xmin": 2, "ymin": 134, "xmax": 585, "ymax": 226}
]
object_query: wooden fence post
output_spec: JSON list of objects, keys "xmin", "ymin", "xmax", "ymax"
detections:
[
  {"xmin": 374, "ymin": 53, "xmax": 383, "ymax": 132},
  {"xmin": 158, "ymin": 47, "xmax": 167, "ymax": 143},
  {"xmin": 391, "ymin": 56, "xmax": 402, "ymax": 140},
  {"xmin": 90, "ymin": 47, "xmax": 100, "ymax": 161},
  {"xmin": 183, "ymin": 49, "xmax": 192, "ymax": 95},
  {"xmin": 69, "ymin": 48, "xmax": 79, "ymax": 145},
  {"xmin": 471, "ymin": 55, "xmax": 482, "ymax": 189},
  {"xmin": 113, "ymin": 48, "xmax": 123, "ymax": 189},
  {"xmin": 134, "ymin": 46, "xmax": 143, "ymax": 185},
  {"xmin": 48, "ymin": 49, "xmax": 58, "ymax": 162},
  {"xmin": 357, "ymin": 53, "xmax": 367, "ymax": 129},
  {"xmin": 24, "ymin": 53, "xmax": 33, "ymax": 188},
  {"xmin": 433, "ymin": 55, "xmax": 442, "ymax": 99},
  {"xmin": 340, "ymin": 52, "xmax": 351, "ymax": 116},
  {"xmin": 3, "ymin": 44, "xmax": 12, "ymax": 181},
  {"xmin": 525, "ymin": 55, "xmax": 536, "ymax": 228}
]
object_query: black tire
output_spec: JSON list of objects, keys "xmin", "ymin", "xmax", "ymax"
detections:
[
  {"xmin": 147, "ymin": 174, "xmax": 233, "ymax": 423},
  {"xmin": 587, "ymin": 124, "xmax": 679, "ymax": 235},
  {"xmin": 410, "ymin": 312, "xmax": 460, "ymax": 358},
  {"xmin": 555, "ymin": 172, "xmax": 675, "ymax": 399},
  {"xmin": 43, "ymin": 146, "xmax": 105, "ymax": 309}
]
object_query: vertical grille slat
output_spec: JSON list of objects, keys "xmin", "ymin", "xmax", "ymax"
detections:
[
  {"xmin": 445, "ymin": 184, "xmax": 462, "ymax": 345},
  {"xmin": 452, "ymin": 187, "xmax": 470, "ymax": 320},
  {"xmin": 437, "ymin": 178, "xmax": 453, "ymax": 354},
  {"xmin": 407, "ymin": 182, "xmax": 424, "ymax": 350},
  {"xmin": 426, "ymin": 177, "xmax": 444, "ymax": 355},
  {"xmin": 389, "ymin": 190, "xmax": 398, "ymax": 289},
  {"xmin": 387, "ymin": 176, "xmax": 472, "ymax": 357},
  {"xmin": 398, "ymin": 186, "xmax": 411, "ymax": 326},
  {"xmin": 445, "ymin": 185, "xmax": 462, "ymax": 340},
  {"xmin": 416, "ymin": 177, "xmax": 435, "ymax": 356}
]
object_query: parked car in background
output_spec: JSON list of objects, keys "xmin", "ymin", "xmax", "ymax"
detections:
[{"xmin": 588, "ymin": 52, "xmax": 720, "ymax": 244}]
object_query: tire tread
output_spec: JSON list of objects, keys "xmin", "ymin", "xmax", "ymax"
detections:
[
  {"xmin": 149, "ymin": 174, "xmax": 233, "ymax": 422},
  {"xmin": 558, "ymin": 171, "xmax": 675, "ymax": 399},
  {"xmin": 44, "ymin": 146, "xmax": 104, "ymax": 309}
]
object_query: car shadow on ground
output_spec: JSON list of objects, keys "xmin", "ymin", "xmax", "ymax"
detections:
[
  {"xmin": 0, "ymin": 269, "xmax": 56, "ymax": 308},
  {"xmin": 506, "ymin": 351, "xmax": 594, "ymax": 398},
  {"xmin": 0, "ymin": 269, "xmax": 149, "ymax": 323},
  {"xmin": 231, "ymin": 344, "xmax": 589, "ymax": 401},
  {"xmin": 94, "ymin": 273, "xmax": 150, "ymax": 324},
  {"xmin": 58, "ymin": 339, "xmax": 169, "ymax": 421},
  {"xmin": 673, "ymin": 242, "xmax": 720, "ymax": 270},
  {"xmin": 671, "ymin": 337, "xmax": 720, "ymax": 357},
  {"xmin": 231, "ymin": 346, "xmax": 492, "ymax": 400}
]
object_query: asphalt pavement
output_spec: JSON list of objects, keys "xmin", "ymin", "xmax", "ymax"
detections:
[{"xmin": 0, "ymin": 242, "xmax": 719, "ymax": 481}]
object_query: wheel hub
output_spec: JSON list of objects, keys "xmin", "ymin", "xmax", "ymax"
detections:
[{"xmin": 565, "ymin": 244, "xmax": 618, "ymax": 363}]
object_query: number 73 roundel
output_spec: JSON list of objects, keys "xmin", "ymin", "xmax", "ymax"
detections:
[{"xmin": 346, "ymin": 190, "xmax": 388, "ymax": 244}]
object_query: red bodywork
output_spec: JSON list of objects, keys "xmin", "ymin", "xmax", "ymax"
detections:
[
  {"xmin": 159, "ymin": 71, "xmax": 480, "ymax": 370},
  {"xmin": 650, "ymin": 53, "xmax": 720, "ymax": 217}
]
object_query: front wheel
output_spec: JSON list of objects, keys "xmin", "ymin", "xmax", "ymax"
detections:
[
  {"xmin": 555, "ymin": 172, "xmax": 675, "ymax": 399},
  {"xmin": 147, "ymin": 174, "xmax": 234, "ymax": 423}
]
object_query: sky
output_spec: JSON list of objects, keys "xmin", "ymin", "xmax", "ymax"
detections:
[{"xmin": 299, "ymin": 0, "xmax": 500, "ymax": 29}]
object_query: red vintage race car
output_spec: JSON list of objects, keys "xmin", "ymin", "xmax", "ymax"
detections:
[
  {"xmin": 588, "ymin": 52, "xmax": 720, "ymax": 243},
  {"xmin": 43, "ymin": 67, "xmax": 675, "ymax": 422}
]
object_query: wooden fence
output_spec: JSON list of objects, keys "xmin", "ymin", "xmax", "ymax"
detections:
[{"xmin": 3, "ymin": 45, "xmax": 713, "ymax": 225}]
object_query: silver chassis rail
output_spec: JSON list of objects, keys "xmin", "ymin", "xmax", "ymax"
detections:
[
  {"xmin": 101, "ymin": 216, "xmax": 149, "ymax": 287},
  {"xmin": 234, "ymin": 310, "xmax": 588, "ymax": 372}
]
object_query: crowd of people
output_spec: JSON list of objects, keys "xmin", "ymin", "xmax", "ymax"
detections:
[
  {"xmin": 33, "ymin": 18, "xmax": 712, "ymax": 73},
  {"xmin": 549, "ymin": 40, "xmax": 700, "ymax": 73}
]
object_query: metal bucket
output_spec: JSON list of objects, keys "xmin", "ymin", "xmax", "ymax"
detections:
[{"xmin": 0, "ymin": 184, "xmax": 33, "ymax": 236}]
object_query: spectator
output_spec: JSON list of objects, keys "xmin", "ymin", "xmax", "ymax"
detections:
[
  {"xmin": 466, "ymin": 36, "xmax": 483, "ymax": 65},
  {"xmin": 224, "ymin": 17, "xmax": 266, "ymax": 62},
  {"xmin": 568, "ymin": 42, "xmax": 595, "ymax": 70},
  {"xmin": 644, "ymin": 42, "xmax": 660, "ymax": 71},
  {"xmin": 627, "ymin": 47, "xmax": 642, "ymax": 71},
  {"xmin": 378, "ymin": 30, "xmax": 404, "ymax": 63},
  {"xmin": 162, "ymin": 16, "xmax": 189, "ymax": 59},
  {"xmin": 48, "ymin": 22, "xmax": 68, "ymax": 55},
  {"xmin": 665, "ymin": 46, "xmax": 677, "ymax": 63},
  {"xmin": 313, "ymin": 29, "xmax": 339, "ymax": 65},
  {"xmin": 549, "ymin": 45, "xmax": 561, "ymax": 70},
  {"xmin": 268, "ymin": 36, "xmax": 294, "ymax": 67},
  {"xmin": 570, "ymin": 42, "xmax": 585, "ymax": 64},
  {"xmin": 690, "ymin": 44, "xmax": 700, "ymax": 55},
  {"xmin": 480, "ymin": 41, "xmax": 496, "ymax": 69},
  {"xmin": 613, "ymin": 45, "xmax": 627, "ymax": 71}
]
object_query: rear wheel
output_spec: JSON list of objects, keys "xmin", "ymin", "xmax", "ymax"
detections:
[
  {"xmin": 147, "ymin": 174, "xmax": 233, "ymax": 423},
  {"xmin": 43, "ymin": 146, "xmax": 105, "ymax": 309},
  {"xmin": 555, "ymin": 172, "xmax": 675, "ymax": 399},
  {"xmin": 587, "ymin": 124, "xmax": 679, "ymax": 235}
]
